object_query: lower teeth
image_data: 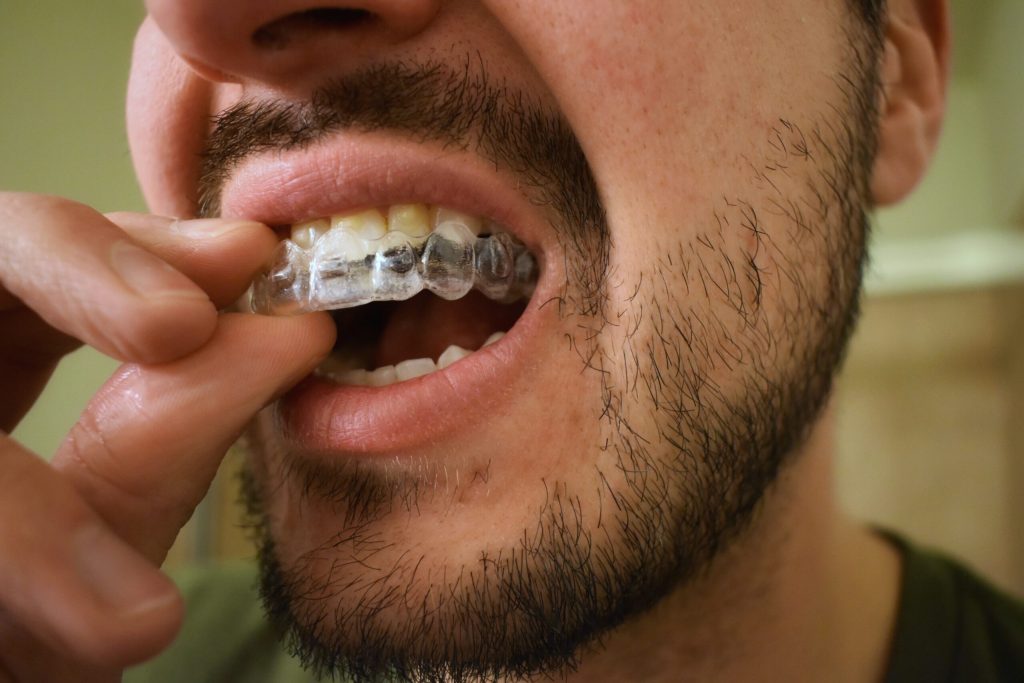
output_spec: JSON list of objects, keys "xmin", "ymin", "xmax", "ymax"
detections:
[
  {"xmin": 248, "ymin": 224, "xmax": 536, "ymax": 316},
  {"xmin": 318, "ymin": 331, "xmax": 505, "ymax": 387}
]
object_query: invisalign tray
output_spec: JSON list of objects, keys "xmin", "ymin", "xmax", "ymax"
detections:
[{"xmin": 248, "ymin": 222, "xmax": 538, "ymax": 315}]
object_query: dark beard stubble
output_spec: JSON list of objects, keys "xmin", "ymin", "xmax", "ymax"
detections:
[{"xmin": 203, "ymin": 26, "xmax": 884, "ymax": 683}]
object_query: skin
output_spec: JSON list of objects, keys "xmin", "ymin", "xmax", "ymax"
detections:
[{"xmin": 0, "ymin": 0, "xmax": 948, "ymax": 681}]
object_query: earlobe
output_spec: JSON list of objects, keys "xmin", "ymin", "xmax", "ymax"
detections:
[{"xmin": 869, "ymin": 0, "xmax": 950, "ymax": 206}]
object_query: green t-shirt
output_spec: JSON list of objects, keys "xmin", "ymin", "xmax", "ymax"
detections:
[
  {"xmin": 126, "ymin": 533, "xmax": 1024, "ymax": 682},
  {"xmin": 881, "ymin": 532, "xmax": 1024, "ymax": 682}
]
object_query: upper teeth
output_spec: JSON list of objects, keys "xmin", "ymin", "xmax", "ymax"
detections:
[{"xmin": 290, "ymin": 204, "xmax": 485, "ymax": 250}]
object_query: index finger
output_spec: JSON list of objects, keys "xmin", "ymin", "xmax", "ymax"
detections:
[{"xmin": 0, "ymin": 193, "xmax": 216, "ymax": 364}]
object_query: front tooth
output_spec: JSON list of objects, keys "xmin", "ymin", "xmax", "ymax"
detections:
[
  {"xmin": 432, "ymin": 207, "xmax": 483, "ymax": 236},
  {"xmin": 376, "ymin": 230, "xmax": 417, "ymax": 251},
  {"xmin": 332, "ymin": 209, "xmax": 387, "ymax": 241},
  {"xmin": 388, "ymin": 204, "xmax": 430, "ymax": 237},
  {"xmin": 483, "ymin": 331, "xmax": 506, "ymax": 347},
  {"xmin": 421, "ymin": 222, "xmax": 476, "ymax": 300},
  {"xmin": 437, "ymin": 344, "xmax": 471, "ymax": 369},
  {"xmin": 291, "ymin": 218, "xmax": 329, "ymax": 249},
  {"xmin": 395, "ymin": 357, "xmax": 436, "ymax": 381},
  {"xmin": 313, "ymin": 228, "xmax": 368, "ymax": 261},
  {"xmin": 372, "ymin": 231, "xmax": 422, "ymax": 300},
  {"xmin": 367, "ymin": 365, "xmax": 398, "ymax": 387}
]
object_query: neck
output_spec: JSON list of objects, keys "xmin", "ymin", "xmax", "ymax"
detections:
[{"xmin": 566, "ymin": 408, "xmax": 902, "ymax": 683}]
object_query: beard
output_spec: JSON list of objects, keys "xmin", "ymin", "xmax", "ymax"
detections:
[{"xmin": 205, "ymin": 25, "xmax": 885, "ymax": 683}]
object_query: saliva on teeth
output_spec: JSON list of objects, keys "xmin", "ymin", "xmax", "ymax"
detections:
[{"xmin": 247, "ymin": 204, "xmax": 538, "ymax": 315}]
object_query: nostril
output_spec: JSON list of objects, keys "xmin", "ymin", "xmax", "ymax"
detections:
[{"xmin": 252, "ymin": 8, "xmax": 374, "ymax": 50}]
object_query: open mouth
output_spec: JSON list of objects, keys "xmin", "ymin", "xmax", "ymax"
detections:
[
  {"xmin": 221, "ymin": 140, "xmax": 557, "ymax": 453},
  {"xmin": 321, "ymin": 288, "xmax": 525, "ymax": 386},
  {"xmin": 259, "ymin": 203, "xmax": 536, "ymax": 387}
]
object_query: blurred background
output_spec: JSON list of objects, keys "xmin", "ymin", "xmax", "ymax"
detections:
[{"xmin": 2, "ymin": 0, "xmax": 1022, "ymax": 594}]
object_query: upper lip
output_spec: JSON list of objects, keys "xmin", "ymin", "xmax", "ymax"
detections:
[{"xmin": 216, "ymin": 133, "xmax": 555, "ymax": 260}]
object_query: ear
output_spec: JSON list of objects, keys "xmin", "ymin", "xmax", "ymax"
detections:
[{"xmin": 870, "ymin": 0, "xmax": 950, "ymax": 206}]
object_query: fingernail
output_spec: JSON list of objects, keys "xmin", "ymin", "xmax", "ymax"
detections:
[
  {"xmin": 74, "ymin": 526, "xmax": 179, "ymax": 615},
  {"xmin": 170, "ymin": 218, "xmax": 263, "ymax": 238},
  {"xmin": 109, "ymin": 240, "xmax": 207, "ymax": 300}
]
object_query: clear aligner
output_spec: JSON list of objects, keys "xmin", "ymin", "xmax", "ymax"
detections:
[{"xmin": 248, "ymin": 222, "xmax": 537, "ymax": 315}]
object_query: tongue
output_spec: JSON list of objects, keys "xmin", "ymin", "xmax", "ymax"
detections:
[{"xmin": 374, "ymin": 291, "xmax": 523, "ymax": 367}]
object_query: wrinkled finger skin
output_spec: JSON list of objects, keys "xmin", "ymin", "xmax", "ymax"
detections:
[
  {"xmin": 0, "ymin": 191, "xmax": 335, "ymax": 676},
  {"xmin": 0, "ymin": 193, "xmax": 215, "ymax": 366},
  {"xmin": 0, "ymin": 194, "xmax": 276, "ymax": 429}
]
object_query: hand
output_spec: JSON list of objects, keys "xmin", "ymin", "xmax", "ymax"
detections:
[{"xmin": 0, "ymin": 193, "xmax": 335, "ymax": 682}]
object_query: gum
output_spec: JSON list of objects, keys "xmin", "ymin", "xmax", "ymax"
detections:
[{"xmin": 248, "ymin": 222, "xmax": 537, "ymax": 315}]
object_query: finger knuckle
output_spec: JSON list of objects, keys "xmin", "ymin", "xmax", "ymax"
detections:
[{"xmin": 62, "ymin": 410, "xmax": 141, "ymax": 507}]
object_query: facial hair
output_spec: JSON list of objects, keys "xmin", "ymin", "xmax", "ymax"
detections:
[{"xmin": 203, "ymin": 26, "xmax": 884, "ymax": 683}]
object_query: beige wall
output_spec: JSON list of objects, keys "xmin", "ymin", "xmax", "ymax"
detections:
[
  {"xmin": 3, "ymin": 2, "xmax": 1023, "ymax": 592},
  {"xmin": 837, "ymin": 0, "xmax": 1024, "ymax": 597},
  {"xmin": 2, "ymin": 0, "xmax": 142, "ymax": 456},
  {"xmin": 875, "ymin": 77, "xmax": 999, "ymax": 238},
  {"xmin": 0, "ymin": 0, "xmax": 145, "ymax": 208},
  {"xmin": 981, "ymin": 0, "xmax": 1024, "ymax": 221},
  {"xmin": 836, "ymin": 287, "xmax": 1024, "ymax": 593}
]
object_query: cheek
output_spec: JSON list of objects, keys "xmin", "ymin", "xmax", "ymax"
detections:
[
  {"xmin": 127, "ymin": 17, "xmax": 214, "ymax": 218},
  {"xmin": 492, "ymin": 0, "xmax": 849, "ymax": 256},
  {"xmin": 499, "ymin": 2, "xmax": 860, "ymax": 417}
]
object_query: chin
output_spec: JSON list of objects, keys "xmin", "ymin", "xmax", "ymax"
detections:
[{"xmin": 238, "ymin": 403, "xmax": 643, "ymax": 683}]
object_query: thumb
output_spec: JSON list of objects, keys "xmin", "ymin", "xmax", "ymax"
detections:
[{"xmin": 51, "ymin": 312, "xmax": 334, "ymax": 563}]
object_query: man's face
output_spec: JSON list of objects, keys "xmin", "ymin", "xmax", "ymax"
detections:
[{"xmin": 130, "ymin": 0, "xmax": 880, "ymax": 679}]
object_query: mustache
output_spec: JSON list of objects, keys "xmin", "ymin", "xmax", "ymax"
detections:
[{"xmin": 195, "ymin": 58, "xmax": 606, "ymax": 244}]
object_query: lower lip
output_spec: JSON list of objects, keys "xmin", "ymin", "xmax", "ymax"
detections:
[{"xmin": 276, "ymin": 289, "xmax": 547, "ymax": 456}]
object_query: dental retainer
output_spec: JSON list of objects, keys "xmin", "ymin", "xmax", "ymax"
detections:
[{"xmin": 248, "ymin": 221, "xmax": 538, "ymax": 315}]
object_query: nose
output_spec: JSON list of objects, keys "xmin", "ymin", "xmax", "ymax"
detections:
[{"xmin": 145, "ymin": 0, "xmax": 441, "ymax": 87}]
